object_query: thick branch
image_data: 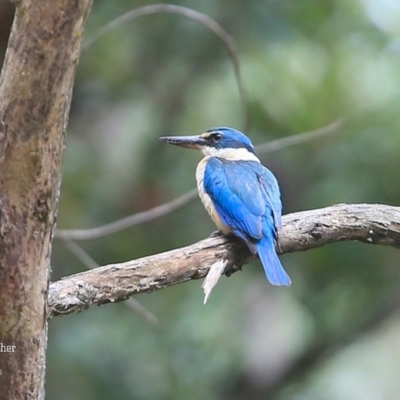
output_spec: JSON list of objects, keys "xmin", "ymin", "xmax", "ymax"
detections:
[
  {"xmin": 277, "ymin": 203, "xmax": 400, "ymax": 251},
  {"xmin": 48, "ymin": 204, "xmax": 400, "ymax": 318}
]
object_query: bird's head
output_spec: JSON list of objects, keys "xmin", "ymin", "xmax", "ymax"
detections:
[{"xmin": 160, "ymin": 127, "xmax": 256, "ymax": 159}]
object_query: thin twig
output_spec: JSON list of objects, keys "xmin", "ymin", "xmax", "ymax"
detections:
[
  {"xmin": 55, "ymin": 188, "xmax": 197, "ymax": 241},
  {"xmin": 62, "ymin": 239, "xmax": 158, "ymax": 325},
  {"xmin": 63, "ymin": 239, "xmax": 99, "ymax": 269},
  {"xmin": 256, "ymin": 118, "xmax": 344, "ymax": 154},
  {"xmin": 82, "ymin": 4, "xmax": 249, "ymax": 128}
]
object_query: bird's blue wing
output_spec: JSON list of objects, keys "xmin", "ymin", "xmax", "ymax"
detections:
[
  {"xmin": 204, "ymin": 157, "xmax": 289, "ymax": 286},
  {"xmin": 203, "ymin": 158, "xmax": 281, "ymax": 241},
  {"xmin": 257, "ymin": 167, "xmax": 282, "ymax": 229}
]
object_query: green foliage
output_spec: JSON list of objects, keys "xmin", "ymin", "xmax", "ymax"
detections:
[{"xmin": 48, "ymin": 0, "xmax": 400, "ymax": 399}]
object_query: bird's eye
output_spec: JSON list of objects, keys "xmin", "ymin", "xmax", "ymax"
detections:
[{"xmin": 212, "ymin": 133, "xmax": 222, "ymax": 141}]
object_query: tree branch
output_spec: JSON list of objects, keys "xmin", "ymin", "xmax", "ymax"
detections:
[{"xmin": 48, "ymin": 204, "xmax": 400, "ymax": 318}]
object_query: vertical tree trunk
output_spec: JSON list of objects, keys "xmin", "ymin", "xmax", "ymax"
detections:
[{"xmin": 0, "ymin": 1, "xmax": 92, "ymax": 398}]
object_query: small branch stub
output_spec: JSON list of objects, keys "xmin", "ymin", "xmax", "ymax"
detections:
[{"xmin": 202, "ymin": 259, "xmax": 228, "ymax": 304}]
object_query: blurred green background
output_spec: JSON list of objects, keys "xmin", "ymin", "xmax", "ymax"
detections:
[{"xmin": 2, "ymin": 0, "xmax": 400, "ymax": 399}]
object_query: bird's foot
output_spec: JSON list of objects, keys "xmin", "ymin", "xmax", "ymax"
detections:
[
  {"xmin": 225, "ymin": 263, "xmax": 243, "ymax": 277},
  {"xmin": 208, "ymin": 230, "xmax": 223, "ymax": 238}
]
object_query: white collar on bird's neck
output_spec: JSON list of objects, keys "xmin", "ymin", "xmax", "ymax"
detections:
[{"xmin": 201, "ymin": 147, "xmax": 260, "ymax": 162}]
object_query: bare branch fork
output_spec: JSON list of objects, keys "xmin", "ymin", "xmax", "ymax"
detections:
[{"xmin": 48, "ymin": 203, "xmax": 400, "ymax": 318}]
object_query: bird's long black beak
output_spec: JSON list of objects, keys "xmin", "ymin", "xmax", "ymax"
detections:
[{"xmin": 159, "ymin": 135, "xmax": 207, "ymax": 150}]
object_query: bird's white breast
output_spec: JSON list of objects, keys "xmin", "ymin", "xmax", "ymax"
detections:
[{"xmin": 195, "ymin": 157, "xmax": 231, "ymax": 233}]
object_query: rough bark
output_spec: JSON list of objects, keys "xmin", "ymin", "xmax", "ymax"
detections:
[
  {"xmin": 0, "ymin": 1, "xmax": 92, "ymax": 399},
  {"xmin": 48, "ymin": 203, "xmax": 400, "ymax": 318}
]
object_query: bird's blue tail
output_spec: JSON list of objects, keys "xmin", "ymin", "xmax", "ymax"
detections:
[{"xmin": 256, "ymin": 236, "xmax": 291, "ymax": 286}]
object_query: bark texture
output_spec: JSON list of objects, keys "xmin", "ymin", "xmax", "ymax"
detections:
[
  {"xmin": 0, "ymin": 1, "xmax": 92, "ymax": 399},
  {"xmin": 48, "ymin": 203, "xmax": 400, "ymax": 318}
]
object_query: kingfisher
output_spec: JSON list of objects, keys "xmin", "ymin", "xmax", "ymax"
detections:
[{"xmin": 160, "ymin": 127, "xmax": 291, "ymax": 286}]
